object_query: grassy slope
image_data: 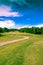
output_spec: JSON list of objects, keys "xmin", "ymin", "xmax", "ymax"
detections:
[
  {"xmin": 0, "ymin": 32, "xmax": 43, "ymax": 65},
  {"xmin": 0, "ymin": 32, "xmax": 23, "ymax": 42}
]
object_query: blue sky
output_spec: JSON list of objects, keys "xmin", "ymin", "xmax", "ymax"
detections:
[{"xmin": 0, "ymin": 0, "xmax": 43, "ymax": 28}]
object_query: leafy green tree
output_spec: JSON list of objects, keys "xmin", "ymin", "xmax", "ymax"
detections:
[
  {"xmin": 3, "ymin": 28, "xmax": 9, "ymax": 32},
  {"xmin": 41, "ymin": 27, "xmax": 43, "ymax": 34},
  {"xmin": 19, "ymin": 27, "xmax": 42, "ymax": 34},
  {"xmin": 0, "ymin": 28, "xmax": 4, "ymax": 33}
]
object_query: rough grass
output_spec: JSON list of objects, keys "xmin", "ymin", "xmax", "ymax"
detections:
[
  {"xmin": 0, "ymin": 32, "xmax": 23, "ymax": 42},
  {"xmin": 0, "ymin": 32, "xmax": 43, "ymax": 65}
]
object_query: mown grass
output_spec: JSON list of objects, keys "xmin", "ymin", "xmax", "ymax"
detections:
[{"xmin": 0, "ymin": 32, "xmax": 43, "ymax": 65}]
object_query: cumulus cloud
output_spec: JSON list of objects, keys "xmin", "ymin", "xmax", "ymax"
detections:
[
  {"xmin": 0, "ymin": 5, "xmax": 22, "ymax": 17},
  {"xmin": 0, "ymin": 20, "xmax": 32, "ymax": 29},
  {"xmin": 0, "ymin": 20, "xmax": 15, "ymax": 28},
  {"xmin": 0, "ymin": 19, "xmax": 43, "ymax": 29}
]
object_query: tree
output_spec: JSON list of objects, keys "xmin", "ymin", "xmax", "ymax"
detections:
[
  {"xmin": 3, "ymin": 28, "xmax": 9, "ymax": 32},
  {"xmin": 19, "ymin": 27, "xmax": 42, "ymax": 34},
  {"xmin": 0, "ymin": 28, "xmax": 4, "ymax": 33},
  {"xmin": 41, "ymin": 27, "xmax": 43, "ymax": 34}
]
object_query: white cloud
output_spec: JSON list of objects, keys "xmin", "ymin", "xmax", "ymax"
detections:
[
  {"xmin": 0, "ymin": 20, "xmax": 15, "ymax": 28},
  {"xmin": 0, "ymin": 19, "xmax": 43, "ymax": 29},
  {"xmin": 16, "ymin": 24, "xmax": 43, "ymax": 29},
  {"xmin": 0, "ymin": 5, "xmax": 22, "ymax": 17},
  {"xmin": 34, "ymin": 24, "xmax": 43, "ymax": 27},
  {"xmin": 22, "ymin": 24, "xmax": 43, "ymax": 28},
  {"xmin": 14, "ymin": 25, "xmax": 32, "ymax": 29}
]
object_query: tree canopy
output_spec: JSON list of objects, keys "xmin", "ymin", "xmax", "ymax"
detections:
[{"xmin": 0, "ymin": 27, "xmax": 43, "ymax": 35}]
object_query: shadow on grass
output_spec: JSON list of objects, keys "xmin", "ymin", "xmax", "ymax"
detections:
[{"xmin": 0, "ymin": 33, "xmax": 5, "ymax": 37}]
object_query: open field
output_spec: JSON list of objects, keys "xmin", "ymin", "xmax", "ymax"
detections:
[
  {"xmin": 0, "ymin": 36, "xmax": 29, "ymax": 46},
  {"xmin": 0, "ymin": 32, "xmax": 43, "ymax": 65},
  {"xmin": 0, "ymin": 32, "xmax": 24, "ymax": 43}
]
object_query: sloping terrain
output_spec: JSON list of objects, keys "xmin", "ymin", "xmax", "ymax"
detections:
[{"xmin": 0, "ymin": 32, "xmax": 43, "ymax": 65}]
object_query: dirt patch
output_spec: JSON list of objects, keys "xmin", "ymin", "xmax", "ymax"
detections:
[{"xmin": 0, "ymin": 36, "xmax": 29, "ymax": 46}]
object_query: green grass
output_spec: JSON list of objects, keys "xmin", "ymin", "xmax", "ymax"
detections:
[
  {"xmin": 0, "ymin": 32, "xmax": 43, "ymax": 65},
  {"xmin": 0, "ymin": 32, "xmax": 23, "ymax": 42}
]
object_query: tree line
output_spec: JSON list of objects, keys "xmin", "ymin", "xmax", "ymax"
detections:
[
  {"xmin": 0, "ymin": 27, "xmax": 18, "ymax": 36},
  {"xmin": 19, "ymin": 27, "xmax": 43, "ymax": 34},
  {"xmin": 0, "ymin": 27, "xmax": 18, "ymax": 33},
  {"xmin": 0, "ymin": 27, "xmax": 43, "ymax": 35}
]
